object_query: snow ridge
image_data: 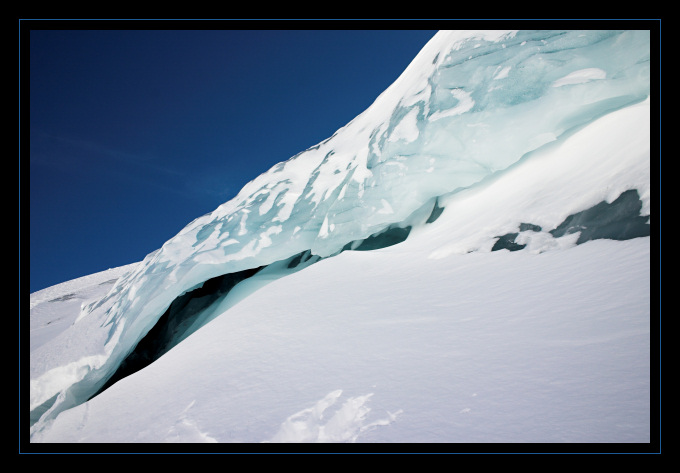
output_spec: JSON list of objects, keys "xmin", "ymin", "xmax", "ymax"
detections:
[{"xmin": 29, "ymin": 29, "xmax": 651, "ymax": 440}]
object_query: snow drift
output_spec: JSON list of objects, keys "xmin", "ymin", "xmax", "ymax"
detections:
[{"xmin": 29, "ymin": 29, "xmax": 651, "ymax": 444}]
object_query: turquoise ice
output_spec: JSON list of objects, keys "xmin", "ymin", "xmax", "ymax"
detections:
[{"xmin": 29, "ymin": 30, "xmax": 651, "ymax": 432}]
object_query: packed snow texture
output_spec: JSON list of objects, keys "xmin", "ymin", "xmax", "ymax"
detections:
[
  {"xmin": 30, "ymin": 239, "xmax": 650, "ymax": 443},
  {"xmin": 29, "ymin": 29, "xmax": 651, "ymax": 443}
]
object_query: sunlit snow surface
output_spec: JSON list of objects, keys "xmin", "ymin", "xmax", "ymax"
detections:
[{"xmin": 29, "ymin": 29, "xmax": 651, "ymax": 444}]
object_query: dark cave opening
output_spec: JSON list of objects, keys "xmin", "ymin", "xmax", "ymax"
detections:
[
  {"xmin": 89, "ymin": 266, "xmax": 263, "ymax": 400},
  {"xmin": 87, "ymin": 201, "xmax": 446, "ymax": 402}
]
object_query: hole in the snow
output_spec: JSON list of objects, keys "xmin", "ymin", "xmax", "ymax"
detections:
[
  {"xmin": 339, "ymin": 225, "xmax": 412, "ymax": 253},
  {"xmin": 87, "ymin": 216, "xmax": 420, "ymax": 402},
  {"xmin": 491, "ymin": 189, "xmax": 649, "ymax": 252},
  {"xmin": 89, "ymin": 266, "xmax": 263, "ymax": 400},
  {"xmin": 549, "ymin": 189, "xmax": 650, "ymax": 243},
  {"xmin": 426, "ymin": 198, "xmax": 445, "ymax": 224},
  {"xmin": 491, "ymin": 232, "xmax": 525, "ymax": 252}
]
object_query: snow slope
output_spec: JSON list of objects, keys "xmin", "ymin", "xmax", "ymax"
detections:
[
  {"xmin": 30, "ymin": 239, "xmax": 650, "ymax": 444},
  {"xmin": 29, "ymin": 264, "xmax": 137, "ymax": 352},
  {"xmin": 28, "ymin": 29, "xmax": 652, "ymax": 446}
]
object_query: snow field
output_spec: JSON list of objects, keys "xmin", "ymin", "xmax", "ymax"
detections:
[
  {"xmin": 27, "ymin": 29, "xmax": 652, "ymax": 445},
  {"xmin": 31, "ymin": 237, "xmax": 650, "ymax": 443}
]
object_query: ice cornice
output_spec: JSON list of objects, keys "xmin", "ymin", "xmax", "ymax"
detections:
[
  {"xmin": 30, "ymin": 30, "xmax": 651, "ymax": 433},
  {"xmin": 85, "ymin": 27, "xmax": 652, "ymax": 344}
]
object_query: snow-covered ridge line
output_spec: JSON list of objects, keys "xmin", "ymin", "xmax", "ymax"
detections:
[
  {"xmin": 29, "ymin": 29, "xmax": 651, "ymax": 434},
  {"xmin": 29, "ymin": 263, "xmax": 138, "ymax": 310},
  {"xmin": 26, "ymin": 94, "xmax": 649, "ymax": 436}
]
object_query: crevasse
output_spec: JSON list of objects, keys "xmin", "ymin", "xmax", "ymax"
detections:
[{"xmin": 29, "ymin": 29, "xmax": 651, "ymax": 431}]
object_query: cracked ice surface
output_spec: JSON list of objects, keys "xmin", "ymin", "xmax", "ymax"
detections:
[{"xmin": 29, "ymin": 30, "xmax": 650, "ymax": 430}]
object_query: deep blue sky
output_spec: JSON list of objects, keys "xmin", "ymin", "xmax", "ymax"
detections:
[{"xmin": 28, "ymin": 26, "xmax": 437, "ymax": 293}]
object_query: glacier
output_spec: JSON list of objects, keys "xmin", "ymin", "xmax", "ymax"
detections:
[{"xmin": 28, "ymin": 29, "xmax": 652, "ymax": 445}]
